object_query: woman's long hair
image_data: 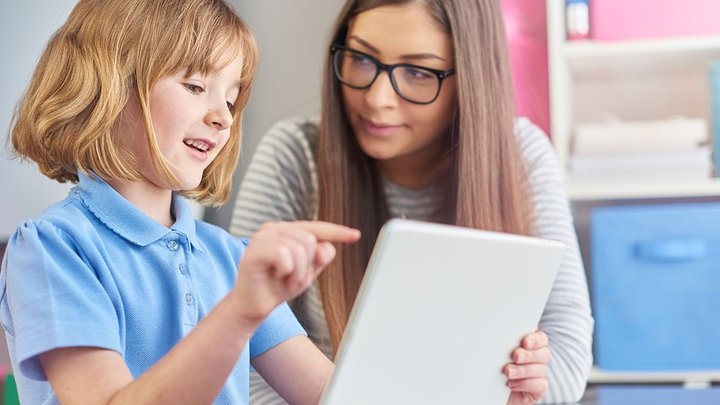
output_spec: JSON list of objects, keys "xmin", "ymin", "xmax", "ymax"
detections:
[{"xmin": 317, "ymin": 0, "xmax": 533, "ymax": 353}]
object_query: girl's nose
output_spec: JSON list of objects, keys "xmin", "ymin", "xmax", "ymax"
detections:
[{"xmin": 205, "ymin": 104, "xmax": 233, "ymax": 130}]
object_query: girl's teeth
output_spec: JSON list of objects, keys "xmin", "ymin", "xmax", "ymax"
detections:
[{"xmin": 184, "ymin": 140, "xmax": 209, "ymax": 151}]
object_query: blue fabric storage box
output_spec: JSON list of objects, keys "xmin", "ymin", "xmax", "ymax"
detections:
[{"xmin": 591, "ymin": 203, "xmax": 720, "ymax": 371}]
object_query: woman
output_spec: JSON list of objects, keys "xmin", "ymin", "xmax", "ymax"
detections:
[{"xmin": 231, "ymin": 0, "xmax": 593, "ymax": 403}]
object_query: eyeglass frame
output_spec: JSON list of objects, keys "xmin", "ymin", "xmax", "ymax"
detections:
[{"xmin": 330, "ymin": 44, "xmax": 456, "ymax": 105}]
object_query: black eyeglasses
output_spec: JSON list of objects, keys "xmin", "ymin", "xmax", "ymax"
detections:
[{"xmin": 331, "ymin": 44, "xmax": 456, "ymax": 105}]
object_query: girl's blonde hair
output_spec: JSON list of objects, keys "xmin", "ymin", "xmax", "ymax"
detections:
[
  {"xmin": 10, "ymin": 0, "xmax": 258, "ymax": 205},
  {"xmin": 317, "ymin": 0, "xmax": 533, "ymax": 353}
]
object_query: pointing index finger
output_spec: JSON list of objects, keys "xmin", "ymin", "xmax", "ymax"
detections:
[{"xmin": 293, "ymin": 221, "xmax": 361, "ymax": 243}]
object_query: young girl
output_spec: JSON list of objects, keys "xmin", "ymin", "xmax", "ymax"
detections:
[
  {"xmin": 1, "ymin": 0, "xmax": 361, "ymax": 403},
  {"xmin": 232, "ymin": 0, "xmax": 593, "ymax": 403}
]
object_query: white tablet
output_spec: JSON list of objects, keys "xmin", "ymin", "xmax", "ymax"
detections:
[{"xmin": 320, "ymin": 219, "xmax": 564, "ymax": 405}]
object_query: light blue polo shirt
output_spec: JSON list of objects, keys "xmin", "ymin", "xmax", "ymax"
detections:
[{"xmin": 0, "ymin": 172, "xmax": 305, "ymax": 404}]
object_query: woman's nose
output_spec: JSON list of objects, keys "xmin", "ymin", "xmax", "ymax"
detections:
[{"xmin": 364, "ymin": 71, "xmax": 399, "ymax": 109}]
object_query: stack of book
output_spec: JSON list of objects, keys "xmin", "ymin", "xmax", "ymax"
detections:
[{"xmin": 568, "ymin": 117, "xmax": 712, "ymax": 183}]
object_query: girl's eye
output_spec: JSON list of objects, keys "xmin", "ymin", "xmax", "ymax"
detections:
[
  {"xmin": 226, "ymin": 101, "xmax": 235, "ymax": 113},
  {"xmin": 184, "ymin": 83, "xmax": 205, "ymax": 94}
]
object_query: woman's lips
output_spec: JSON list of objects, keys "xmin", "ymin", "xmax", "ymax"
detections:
[{"xmin": 361, "ymin": 118, "xmax": 403, "ymax": 137}]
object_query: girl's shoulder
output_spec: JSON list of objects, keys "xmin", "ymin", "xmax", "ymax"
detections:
[
  {"xmin": 4, "ymin": 192, "xmax": 105, "ymax": 263},
  {"xmin": 18, "ymin": 192, "xmax": 97, "ymax": 239}
]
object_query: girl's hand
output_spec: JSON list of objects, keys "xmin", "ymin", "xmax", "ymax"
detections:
[
  {"xmin": 504, "ymin": 330, "xmax": 551, "ymax": 405},
  {"xmin": 232, "ymin": 221, "xmax": 360, "ymax": 325}
]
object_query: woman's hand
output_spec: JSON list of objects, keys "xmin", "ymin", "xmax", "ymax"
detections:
[
  {"xmin": 232, "ymin": 221, "xmax": 360, "ymax": 325},
  {"xmin": 504, "ymin": 330, "xmax": 551, "ymax": 405}
]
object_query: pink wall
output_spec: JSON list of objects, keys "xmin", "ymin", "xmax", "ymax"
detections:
[
  {"xmin": 502, "ymin": 0, "xmax": 550, "ymax": 136},
  {"xmin": 591, "ymin": 0, "xmax": 720, "ymax": 41}
]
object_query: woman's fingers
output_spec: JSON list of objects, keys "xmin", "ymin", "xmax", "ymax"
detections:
[
  {"xmin": 512, "ymin": 346, "xmax": 551, "ymax": 365},
  {"xmin": 504, "ymin": 363, "xmax": 547, "ymax": 380},
  {"xmin": 522, "ymin": 331, "xmax": 548, "ymax": 350},
  {"xmin": 507, "ymin": 377, "xmax": 548, "ymax": 394},
  {"xmin": 504, "ymin": 331, "xmax": 551, "ymax": 404}
]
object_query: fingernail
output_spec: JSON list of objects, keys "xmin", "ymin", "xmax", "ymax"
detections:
[
  {"xmin": 508, "ymin": 367, "xmax": 517, "ymax": 378},
  {"xmin": 526, "ymin": 338, "xmax": 535, "ymax": 348}
]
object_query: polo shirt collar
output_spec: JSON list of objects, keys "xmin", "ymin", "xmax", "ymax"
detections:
[{"xmin": 74, "ymin": 171, "xmax": 204, "ymax": 251}]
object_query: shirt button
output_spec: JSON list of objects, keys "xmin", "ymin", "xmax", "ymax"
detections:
[
  {"xmin": 179, "ymin": 264, "xmax": 188, "ymax": 275},
  {"xmin": 166, "ymin": 240, "xmax": 179, "ymax": 251},
  {"xmin": 185, "ymin": 293, "xmax": 194, "ymax": 306}
]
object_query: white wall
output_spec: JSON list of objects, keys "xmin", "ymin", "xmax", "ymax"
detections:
[
  {"xmin": 0, "ymin": 0, "xmax": 345, "ymax": 238},
  {"xmin": 0, "ymin": 1, "xmax": 78, "ymax": 240},
  {"xmin": 207, "ymin": 0, "xmax": 344, "ymax": 228}
]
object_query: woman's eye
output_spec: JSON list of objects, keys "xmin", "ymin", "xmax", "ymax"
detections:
[
  {"xmin": 350, "ymin": 53, "xmax": 372, "ymax": 65},
  {"xmin": 184, "ymin": 83, "xmax": 205, "ymax": 94},
  {"xmin": 226, "ymin": 101, "xmax": 235, "ymax": 113},
  {"xmin": 404, "ymin": 68, "xmax": 434, "ymax": 81}
]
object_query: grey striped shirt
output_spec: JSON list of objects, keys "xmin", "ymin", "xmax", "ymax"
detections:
[{"xmin": 230, "ymin": 117, "xmax": 593, "ymax": 404}]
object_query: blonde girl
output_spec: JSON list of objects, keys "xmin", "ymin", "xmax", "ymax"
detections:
[{"xmin": 2, "ymin": 0, "xmax": 359, "ymax": 403}]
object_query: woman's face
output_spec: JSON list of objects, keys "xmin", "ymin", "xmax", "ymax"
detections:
[{"xmin": 340, "ymin": 4, "xmax": 456, "ymax": 184}]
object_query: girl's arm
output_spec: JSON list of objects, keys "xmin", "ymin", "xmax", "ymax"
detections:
[
  {"xmin": 40, "ymin": 293, "xmax": 258, "ymax": 404},
  {"xmin": 231, "ymin": 119, "xmax": 322, "ymax": 404},
  {"xmin": 251, "ymin": 335, "xmax": 334, "ymax": 405},
  {"xmin": 40, "ymin": 221, "xmax": 359, "ymax": 405}
]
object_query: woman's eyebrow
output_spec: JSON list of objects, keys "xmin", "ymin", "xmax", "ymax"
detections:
[{"xmin": 348, "ymin": 35, "xmax": 447, "ymax": 62}]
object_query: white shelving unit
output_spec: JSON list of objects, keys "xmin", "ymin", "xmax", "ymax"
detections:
[
  {"xmin": 547, "ymin": 0, "xmax": 720, "ymax": 202},
  {"xmin": 567, "ymin": 178, "xmax": 720, "ymax": 201},
  {"xmin": 546, "ymin": 0, "xmax": 720, "ymax": 384},
  {"xmin": 590, "ymin": 367, "xmax": 720, "ymax": 388}
]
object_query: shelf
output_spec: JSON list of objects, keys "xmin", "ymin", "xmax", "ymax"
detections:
[
  {"xmin": 567, "ymin": 178, "xmax": 720, "ymax": 201},
  {"xmin": 563, "ymin": 36, "xmax": 720, "ymax": 80},
  {"xmin": 589, "ymin": 367, "xmax": 720, "ymax": 386},
  {"xmin": 565, "ymin": 36, "xmax": 720, "ymax": 59}
]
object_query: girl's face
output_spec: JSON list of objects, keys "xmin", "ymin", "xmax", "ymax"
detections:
[
  {"xmin": 121, "ymin": 53, "xmax": 243, "ymax": 191},
  {"xmin": 340, "ymin": 4, "xmax": 456, "ymax": 184}
]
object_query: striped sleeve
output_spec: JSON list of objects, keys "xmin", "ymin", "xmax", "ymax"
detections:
[
  {"xmin": 230, "ymin": 118, "xmax": 319, "ymax": 238},
  {"xmin": 516, "ymin": 118, "xmax": 594, "ymax": 403},
  {"xmin": 231, "ymin": 118, "xmax": 320, "ymax": 405}
]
